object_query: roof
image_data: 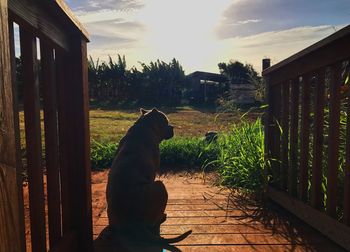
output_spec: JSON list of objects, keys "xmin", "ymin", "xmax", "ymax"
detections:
[{"xmin": 187, "ymin": 71, "xmax": 228, "ymax": 82}]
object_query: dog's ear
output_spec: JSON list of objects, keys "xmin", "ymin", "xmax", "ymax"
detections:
[{"xmin": 140, "ymin": 108, "xmax": 148, "ymax": 115}]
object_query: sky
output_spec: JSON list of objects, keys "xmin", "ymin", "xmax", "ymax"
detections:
[{"xmin": 66, "ymin": 0, "xmax": 350, "ymax": 74}]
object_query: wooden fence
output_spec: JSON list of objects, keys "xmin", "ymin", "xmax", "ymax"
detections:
[
  {"xmin": 263, "ymin": 24, "xmax": 350, "ymax": 250},
  {"xmin": 0, "ymin": 1, "xmax": 92, "ymax": 251}
]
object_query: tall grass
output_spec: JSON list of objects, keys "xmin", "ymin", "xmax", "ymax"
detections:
[{"xmin": 205, "ymin": 120, "xmax": 266, "ymax": 190}]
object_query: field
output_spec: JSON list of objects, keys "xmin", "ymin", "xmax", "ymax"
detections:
[
  {"xmin": 89, "ymin": 106, "xmax": 261, "ymax": 143},
  {"xmin": 18, "ymin": 106, "xmax": 261, "ymax": 146}
]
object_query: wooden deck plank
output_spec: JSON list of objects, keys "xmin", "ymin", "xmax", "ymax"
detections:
[
  {"xmin": 94, "ymin": 223, "xmax": 316, "ymax": 236},
  {"xmin": 93, "ymin": 173, "xmax": 344, "ymax": 252}
]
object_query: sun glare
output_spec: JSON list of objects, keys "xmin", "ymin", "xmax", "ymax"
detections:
[{"xmin": 136, "ymin": 0, "xmax": 231, "ymax": 72}]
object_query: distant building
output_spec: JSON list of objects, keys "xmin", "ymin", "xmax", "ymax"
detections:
[
  {"xmin": 186, "ymin": 71, "xmax": 256, "ymax": 105},
  {"xmin": 228, "ymin": 83, "xmax": 256, "ymax": 104},
  {"xmin": 186, "ymin": 71, "xmax": 228, "ymax": 104}
]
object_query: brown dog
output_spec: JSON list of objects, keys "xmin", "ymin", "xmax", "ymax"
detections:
[{"xmin": 106, "ymin": 108, "xmax": 191, "ymax": 246}]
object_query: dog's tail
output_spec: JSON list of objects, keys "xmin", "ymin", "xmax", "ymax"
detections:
[
  {"xmin": 160, "ymin": 230, "xmax": 192, "ymax": 244},
  {"xmin": 109, "ymin": 224, "xmax": 192, "ymax": 245},
  {"xmin": 135, "ymin": 226, "xmax": 192, "ymax": 245}
]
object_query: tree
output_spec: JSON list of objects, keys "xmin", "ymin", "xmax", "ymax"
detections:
[
  {"xmin": 218, "ymin": 60, "xmax": 259, "ymax": 84},
  {"xmin": 87, "ymin": 55, "xmax": 186, "ymax": 106}
]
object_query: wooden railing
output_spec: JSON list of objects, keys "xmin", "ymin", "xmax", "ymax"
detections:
[
  {"xmin": 0, "ymin": 1, "xmax": 91, "ymax": 251},
  {"xmin": 263, "ymin": 24, "xmax": 350, "ymax": 250}
]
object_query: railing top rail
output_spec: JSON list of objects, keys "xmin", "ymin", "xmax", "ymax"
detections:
[
  {"xmin": 9, "ymin": 0, "xmax": 89, "ymax": 42},
  {"xmin": 54, "ymin": 0, "xmax": 89, "ymax": 41},
  {"xmin": 263, "ymin": 24, "xmax": 350, "ymax": 76}
]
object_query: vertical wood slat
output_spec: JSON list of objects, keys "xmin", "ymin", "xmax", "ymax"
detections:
[
  {"xmin": 264, "ymin": 75, "xmax": 274, "ymax": 186},
  {"xmin": 344, "ymin": 64, "xmax": 350, "ymax": 225},
  {"xmin": 41, "ymin": 42, "xmax": 62, "ymax": 248},
  {"xmin": 289, "ymin": 79, "xmax": 300, "ymax": 196},
  {"xmin": 326, "ymin": 64, "xmax": 342, "ymax": 217},
  {"xmin": 299, "ymin": 75, "xmax": 311, "ymax": 201},
  {"xmin": 311, "ymin": 69, "xmax": 326, "ymax": 210},
  {"xmin": 280, "ymin": 82, "xmax": 290, "ymax": 190},
  {"xmin": 55, "ymin": 50, "xmax": 71, "ymax": 235},
  {"xmin": 0, "ymin": 3, "xmax": 25, "ymax": 251},
  {"xmin": 9, "ymin": 19, "xmax": 26, "ymax": 252},
  {"xmin": 20, "ymin": 27, "xmax": 46, "ymax": 252},
  {"xmin": 68, "ymin": 38, "xmax": 93, "ymax": 252},
  {"xmin": 273, "ymin": 85, "xmax": 282, "ymax": 186},
  {"xmin": 271, "ymin": 84, "xmax": 281, "ymax": 186}
]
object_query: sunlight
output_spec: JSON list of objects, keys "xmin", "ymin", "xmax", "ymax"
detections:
[{"xmin": 136, "ymin": 0, "xmax": 231, "ymax": 72}]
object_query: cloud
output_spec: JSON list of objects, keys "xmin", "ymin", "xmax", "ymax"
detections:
[
  {"xmin": 70, "ymin": 0, "xmax": 144, "ymax": 12},
  {"xmin": 66, "ymin": 0, "xmax": 349, "ymax": 73},
  {"xmin": 237, "ymin": 19, "xmax": 262, "ymax": 25},
  {"xmin": 216, "ymin": 25, "xmax": 346, "ymax": 73},
  {"xmin": 84, "ymin": 18, "xmax": 146, "ymax": 49},
  {"xmin": 216, "ymin": 0, "xmax": 350, "ymax": 39}
]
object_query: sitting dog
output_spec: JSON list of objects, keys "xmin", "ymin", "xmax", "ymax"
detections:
[{"xmin": 106, "ymin": 108, "xmax": 192, "ymax": 248}]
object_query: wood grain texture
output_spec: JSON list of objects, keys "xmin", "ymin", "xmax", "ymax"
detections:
[
  {"xmin": 263, "ymin": 25, "xmax": 350, "ymax": 84},
  {"xmin": 268, "ymin": 186, "xmax": 350, "ymax": 251},
  {"xmin": 9, "ymin": 0, "xmax": 70, "ymax": 51},
  {"xmin": 264, "ymin": 75, "xmax": 274, "ymax": 186},
  {"xmin": 0, "ymin": 2, "xmax": 25, "ymax": 251},
  {"xmin": 57, "ymin": 38, "xmax": 92, "ymax": 251},
  {"xmin": 299, "ymin": 75, "xmax": 311, "ymax": 201},
  {"xmin": 272, "ymin": 85, "xmax": 281, "ymax": 186},
  {"xmin": 20, "ymin": 27, "xmax": 46, "ymax": 252},
  {"xmin": 280, "ymin": 82, "xmax": 290, "ymax": 190},
  {"xmin": 71, "ymin": 38, "xmax": 93, "ymax": 252},
  {"xmin": 94, "ymin": 174, "xmax": 344, "ymax": 251},
  {"xmin": 345, "ymin": 66, "xmax": 350, "ymax": 226},
  {"xmin": 311, "ymin": 69, "xmax": 326, "ymax": 210},
  {"xmin": 54, "ymin": 0, "xmax": 89, "ymax": 40},
  {"xmin": 55, "ymin": 50, "xmax": 72, "ymax": 235},
  {"xmin": 41, "ymin": 42, "xmax": 62, "ymax": 248},
  {"xmin": 326, "ymin": 64, "xmax": 342, "ymax": 217},
  {"xmin": 289, "ymin": 79, "xmax": 299, "ymax": 197}
]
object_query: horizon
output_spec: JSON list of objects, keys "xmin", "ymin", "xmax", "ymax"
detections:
[{"xmin": 66, "ymin": 0, "xmax": 349, "ymax": 74}]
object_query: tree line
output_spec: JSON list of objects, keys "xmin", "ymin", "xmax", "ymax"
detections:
[
  {"xmin": 13, "ymin": 55, "xmax": 262, "ymax": 107},
  {"xmin": 88, "ymin": 55, "xmax": 261, "ymax": 106},
  {"xmin": 88, "ymin": 55, "xmax": 186, "ymax": 106}
]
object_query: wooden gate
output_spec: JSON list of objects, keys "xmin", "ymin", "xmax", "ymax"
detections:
[
  {"xmin": 263, "ymin": 25, "xmax": 350, "ymax": 250},
  {"xmin": 0, "ymin": 1, "xmax": 92, "ymax": 251}
]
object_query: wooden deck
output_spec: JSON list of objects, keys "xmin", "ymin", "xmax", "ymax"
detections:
[{"xmin": 93, "ymin": 173, "xmax": 344, "ymax": 252}]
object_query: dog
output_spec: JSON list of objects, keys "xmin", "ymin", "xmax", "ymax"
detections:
[{"xmin": 106, "ymin": 108, "xmax": 192, "ymax": 249}]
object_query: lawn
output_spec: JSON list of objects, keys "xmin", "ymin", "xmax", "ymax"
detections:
[
  {"xmin": 18, "ymin": 106, "xmax": 261, "ymax": 146},
  {"xmin": 89, "ymin": 106, "xmax": 261, "ymax": 143}
]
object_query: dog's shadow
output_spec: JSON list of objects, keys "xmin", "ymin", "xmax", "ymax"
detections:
[{"xmin": 95, "ymin": 226, "xmax": 182, "ymax": 252}]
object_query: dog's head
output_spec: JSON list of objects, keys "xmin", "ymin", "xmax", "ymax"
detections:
[{"xmin": 140, "ymin": 108, "xmax": 174, "ymax": 141}]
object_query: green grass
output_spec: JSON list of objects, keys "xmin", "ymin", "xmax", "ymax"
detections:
[{"xmin": 209, "ymin": 120, "xmax": 266, "ymax": 190}]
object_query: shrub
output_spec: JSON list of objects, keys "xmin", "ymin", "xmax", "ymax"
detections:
[
  {"xmin": 160, "ymin": 137, "xmax": 220, "ymax": 171},
  {"xmin": 90, "ymin": 140, "xmax": 118, "ymax": 170}
]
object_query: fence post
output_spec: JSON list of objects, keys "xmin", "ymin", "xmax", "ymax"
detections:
[
  {"xmin": 264, "ymin": 74, "xmax": 273, "ymax": 187},
  {"xmin": 326, "ymin": 64, "xmax": 342, "ymax": 217},
  {"xmin": 299, "ymin": 75, "xmax": 311, "ymax": 201},
  {"xmin": 289, "ymin": 78, "xmax": 299, "ymax": 197},
  {"xmin": 311, "ymin": 69, "xmax": 325, "ymax": 210},
  {"xmin": 0, "ymin": 1, "xmax": 25, "ymax": 251},
  {"xmin": 20, "ymin": 26, "xmax": 47, "ymax": 252},
  {"xmin": 280, "ymin": 81, "xmax": 290, "ymax": 190},
  {"xmin": 67, "ymin": 37, "xmax": 93, "ymax": 252}
]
